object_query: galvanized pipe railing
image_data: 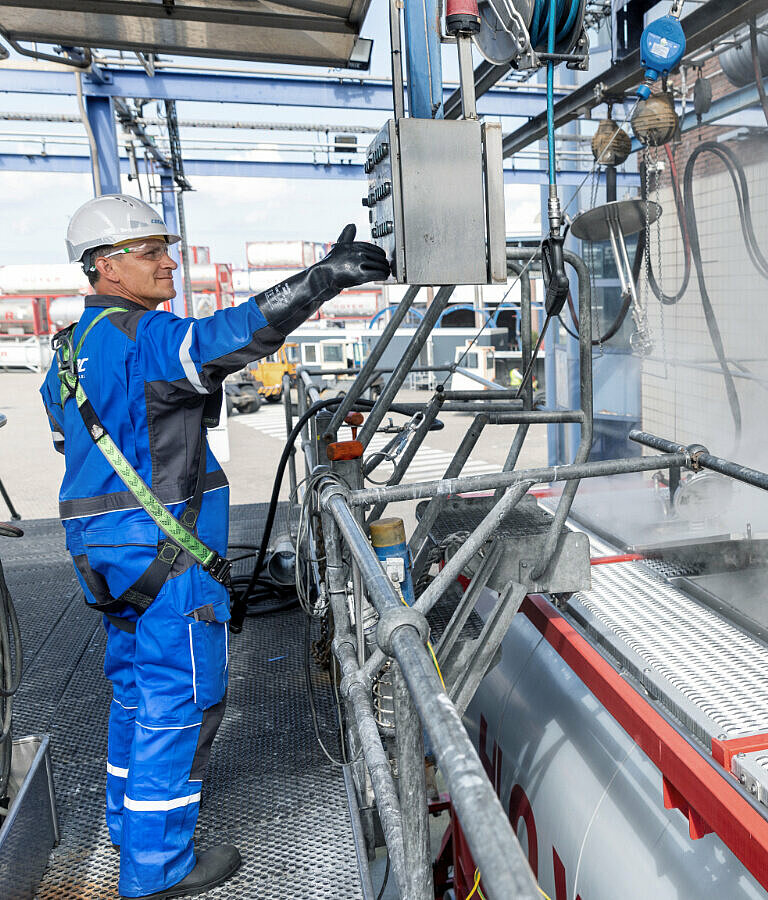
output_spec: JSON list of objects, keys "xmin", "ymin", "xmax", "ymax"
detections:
[
  {"xmin": 347, "ymin": 451, "xmax": 690, "ymax": 506},
  {"xmin": 366, "ymin": 391, "xmax": 445, "ymax": 522},
  {"xmin": 322, "ymin": 486, "xmax": 541, "ymax": 900},
  {"xmin": 282, "ymin": 373, "xmax": 297, "ymax": 497},
  {"xmin": 364, "ymin": 479, "xmax": 535, "ymax": 684},
  {"xmin": 630, "ymin": 431, "xmax": 768, "ymax": 491},
  {"xmin": 356, "ymin": 286, "xmax": 455, "ymax": 447},
  {"xmin": 496, "ymin": 260, "xmax": 532, "ymax": 487},
  {"xmin": 409, "ymin": 412, "xmax": 490, "ymax": 573},
  {"xmin": 321, "ymin": 515, "xmax": 408, "ymax": 893},
  {"xmin": 325, "ymin": 284, "xmax": 422, "ymax": 436},
  {"xmin": 505, "ymin": 248, "xmax": 594, "ymax": 580}
]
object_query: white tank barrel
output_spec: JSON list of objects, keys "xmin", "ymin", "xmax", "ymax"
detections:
[
  {"xmin": 48, "ymin": 296, "xmax": 85, "ymax": 330},
  {"xmin": 248, "ymin": 268, "xmax": 302, "ymax": 294},
  {"xmin": 0, "ymin": 298, "xmax": 37, "ymax": 333},
  {"xmin": 189, "ymin": 264, "xmax": 219, "ymax": 288},
  {"xmin": 232, "ymin": 269, "xmax": 250, "ymax": 292},
  {"xmin": 246, "ymin": 241, "xmax": 324, "ymax": 269},
  {"xmin": 0, "ymin": 264, "xmax": 88, "ymax": 295}
]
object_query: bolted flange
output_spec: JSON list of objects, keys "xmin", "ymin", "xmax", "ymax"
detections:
[{"xmin": 376, "ymin": 605, "xmax": 429, "ymax": 657}]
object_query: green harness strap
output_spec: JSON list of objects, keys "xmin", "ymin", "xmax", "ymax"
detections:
[{"xmin": 56, "ymin": 309, "xmax": 225, "ymax": 576}]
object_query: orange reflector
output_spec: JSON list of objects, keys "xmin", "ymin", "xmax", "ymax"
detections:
[{"xmin": 326, "ymin": 440, "xmax": 364, "ymax": 461}]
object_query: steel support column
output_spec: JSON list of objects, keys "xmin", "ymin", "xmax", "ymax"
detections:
[
  {"xmin": 83, "ymin": 94, "xmax": 120, "ymax": 195},
  {"xmin": 159, "ymin": 171, "xmax": 186, "ymax": 317}
]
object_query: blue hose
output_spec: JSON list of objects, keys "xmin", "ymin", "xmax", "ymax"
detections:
[{"xmin": 546, "ymin": 0, "xmax": 557, "ymax": 188}]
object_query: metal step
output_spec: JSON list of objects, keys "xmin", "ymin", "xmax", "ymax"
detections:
[
  {"xmin": 421, "ymin": 494, "xmax": 591, "ymax": 594},
  {"xmin": 566, "ymin": 561, "xmax": 768, "ymax": 805}
]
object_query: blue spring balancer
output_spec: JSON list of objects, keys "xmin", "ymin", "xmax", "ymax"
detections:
[{"xmin": 638, "ymin": 14, "xmax": 686, "ymax": 100}]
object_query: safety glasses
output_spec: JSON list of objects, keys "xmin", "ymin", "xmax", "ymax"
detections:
[{"xmin": 100, "ymin": 241, "xmax": 171, "ymax": 263}]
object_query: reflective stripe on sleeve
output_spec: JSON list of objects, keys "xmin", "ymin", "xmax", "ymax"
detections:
[
  {"xmin": 107, "ymin": 762, "xmax": 129, "ymax": 778},
  {"xmin": 179, "ymin": 322, "xmax": 207, "ymax": 394}
]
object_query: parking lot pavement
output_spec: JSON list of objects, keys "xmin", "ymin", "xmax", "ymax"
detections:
[{"xmin": 1, "ymin": 374, "xmax": 549, "ymax": 526}]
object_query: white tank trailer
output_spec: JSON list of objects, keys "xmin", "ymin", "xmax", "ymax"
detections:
[{"xmin": 464, "ymin": 580, "xmax": 768, "ymax": 899}]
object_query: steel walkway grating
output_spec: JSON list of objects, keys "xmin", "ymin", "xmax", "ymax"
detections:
[
  {"xmin": 566, "ymin": 562, "xmax": 768, "ymax": 747},
  {"xmin": 1, "ymin": 504, "xmax": 361, "ymax": 899}
]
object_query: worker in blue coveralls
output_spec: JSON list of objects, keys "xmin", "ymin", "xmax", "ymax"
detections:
[{"xmin": 40, "ymin": 194, "xmax": 390, "ymax": 900}]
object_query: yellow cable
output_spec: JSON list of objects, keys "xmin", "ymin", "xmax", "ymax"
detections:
[
  {"xmin": 427, "ymin": 639, "xmax": 446, "ymax": 690},
  {"xmin": 397, "ymin": 590, "xmax": 445, "ymax": 690},
  {"xmin": 466, "ymin": 866, "xmax": 550, "ymax": 900},
  {"xmin": 466, "ymin": 869, "xmax": 482, "ymax": 900}
]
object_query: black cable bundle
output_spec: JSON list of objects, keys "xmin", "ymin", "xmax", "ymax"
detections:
[
  {"xmin": 0, "ymin": 554, "xmax": 23, "ymax": 814},
  {"xmin": 229, "ymin": 394, "xmax": 428, "ymax": 632}
]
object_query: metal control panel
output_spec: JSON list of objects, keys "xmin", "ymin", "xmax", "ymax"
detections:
[{"xmin": 363, "ymin": 118, "xmax": 506, "ymax": 285}]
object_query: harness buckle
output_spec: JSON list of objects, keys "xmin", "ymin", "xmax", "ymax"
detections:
[{"xmin": 205, "ymin": 554, "xmax": 232, "ymax": 586}]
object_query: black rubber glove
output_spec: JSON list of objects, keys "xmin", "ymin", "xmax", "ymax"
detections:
[{"xmin": 255, "ymin": 224, "xmax": 391, "ymax": 336}]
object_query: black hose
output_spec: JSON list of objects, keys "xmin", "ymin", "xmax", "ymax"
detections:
[
  {"xmin": 0, "ymin": 556, "xmax": 23, "ymax": 803},
  {"xmin": 560, "ymin": 288, "xmax": 633, "ymax": 345},
  {"xmin": 560, "ymin": 232, "xmax": 644, "ymax": 345},
  {"xmin": 229, "ymin": 394, "xmax": 427, "ymax": 633},
  {"xmin": 681, "ymin": 141, "xmax": 768, "ymax": 443}
]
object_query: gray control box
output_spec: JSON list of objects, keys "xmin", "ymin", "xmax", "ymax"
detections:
[{"xmin": 363, "ymin": 118, "xmax": 506, "ymax": 285}]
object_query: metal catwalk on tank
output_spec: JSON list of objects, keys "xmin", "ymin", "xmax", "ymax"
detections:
[{"xmin": 1, "ymin": 503, "xmax": 362, "ymax": 899}]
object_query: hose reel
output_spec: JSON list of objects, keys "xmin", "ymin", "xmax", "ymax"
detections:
[{"xmin": 474, "ymin": 0, "xmax": 589, "ymax": 70}]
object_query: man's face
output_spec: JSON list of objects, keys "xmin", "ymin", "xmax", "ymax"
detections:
[{"xmin": 94, "ymin": 238, "xmax": 177, "ymax": 308}]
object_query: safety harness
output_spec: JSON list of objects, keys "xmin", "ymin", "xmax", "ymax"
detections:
[{"xmin": 53, "ymin": 308, "xmax": 231, "ymax": 616}]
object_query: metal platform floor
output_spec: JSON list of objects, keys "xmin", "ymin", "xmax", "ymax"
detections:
[{"xmin": 1, "ymin": 503, "xmax": 363, "ymax": 899}]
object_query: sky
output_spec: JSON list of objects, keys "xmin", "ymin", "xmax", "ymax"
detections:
[{"xmin": 0, "ymin": 1, "xmax": 555, "ymax": 269}]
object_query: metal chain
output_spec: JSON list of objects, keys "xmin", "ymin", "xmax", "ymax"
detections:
[
  {"xmin": 654, "ymin": 145, "xmax": 670, "ymax": 378},
  {"xmin": 639, "ymin": 147, "xmax": 655, "ymax": 359}
]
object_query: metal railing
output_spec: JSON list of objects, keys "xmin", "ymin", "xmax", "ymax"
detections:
[{"xmin": 284, "ymin": 252, "xmax": 725, "ymax": 899}]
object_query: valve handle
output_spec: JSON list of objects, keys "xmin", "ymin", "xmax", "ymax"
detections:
[{"xmin": 344, "ymin": 411, "xmax": 364, "ymax": 440}]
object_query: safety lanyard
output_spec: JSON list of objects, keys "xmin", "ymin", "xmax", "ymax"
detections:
[{"xmin": 54, "ymin": 309, "xmax": 231, "ymax": 588}]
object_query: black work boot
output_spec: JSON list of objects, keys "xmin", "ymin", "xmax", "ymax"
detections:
[{"xmin": 122, "ymin": 845, "xmax": 242, "ymax": 899}]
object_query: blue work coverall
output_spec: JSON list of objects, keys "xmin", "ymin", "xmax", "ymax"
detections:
[{"xmin": 40, "ymin": 293, "xmax": 287, "ymax": 897}]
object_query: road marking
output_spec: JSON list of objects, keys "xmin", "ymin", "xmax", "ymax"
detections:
[{"xmin": 231, "ymin": 408, "xmax": 499, "ymax": 481}]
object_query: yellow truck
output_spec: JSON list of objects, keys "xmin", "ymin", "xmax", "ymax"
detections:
[{"xmin": 247, "ymin": 343, "xmax": 298, "ymax": 402}]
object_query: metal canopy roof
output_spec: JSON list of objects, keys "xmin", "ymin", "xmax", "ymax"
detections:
[{"xmin": 0, "ymin": 0, "xmax": 373, "ymax": 67}]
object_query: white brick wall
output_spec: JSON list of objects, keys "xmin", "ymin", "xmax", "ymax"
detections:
[{"xmin": 639, "ymin": 156, "xmax": 768, "ymax": 458}]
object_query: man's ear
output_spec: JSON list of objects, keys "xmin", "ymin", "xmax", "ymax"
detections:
[{"xmin": 93, "ymin": 256, "xmax": 121, "ymax": 285}]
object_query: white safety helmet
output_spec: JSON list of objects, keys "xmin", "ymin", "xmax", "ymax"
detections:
[{"xmin": 66, "ymin": 194, "xmax": 180, "ymax": 264}]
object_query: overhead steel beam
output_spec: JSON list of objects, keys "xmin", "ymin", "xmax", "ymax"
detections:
[
  {"xmin": 501, "ymin": 0, "xmax": 768, "ymax": 158},
  {"xmin": 0, "ymin": 1, "xmax": 369, "ymax": 66},
  {"xmin": 0, "ymin": 1, "xmax": 354, "ymax": 31},
  {"xmin": 0, "ymin": 152, "xmax": 640, "ymax": 185},
  {"xmin": 0, "ymin": 67, "xmax": 563, "ymax": 117}
]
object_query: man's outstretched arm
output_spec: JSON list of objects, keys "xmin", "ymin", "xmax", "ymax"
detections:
[{"xmin": 136, "ymin": 225, "xmax": 389, "ymax": 396}]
